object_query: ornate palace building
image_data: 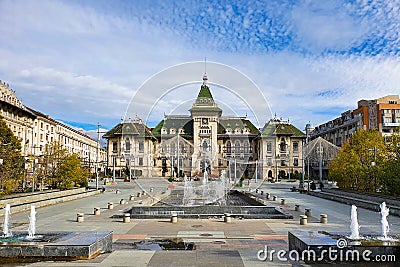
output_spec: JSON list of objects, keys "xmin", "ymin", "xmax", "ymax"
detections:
[{"xmin": 104, "ymin": 74, "xmax": 306, "ymax": 180}]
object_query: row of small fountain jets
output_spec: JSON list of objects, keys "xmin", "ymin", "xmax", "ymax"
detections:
[
  {"xmin": 350, "ymin": 202, "xmax": 392, "ymax": 240},
  {"xmin": 2, "ymin": 204, "xmax": 36, "ymax": 239}
]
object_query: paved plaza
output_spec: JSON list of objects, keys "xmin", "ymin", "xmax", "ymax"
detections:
[{"xmin": 4, "ymin": 178, "xmax": 400, "ymax": 266}]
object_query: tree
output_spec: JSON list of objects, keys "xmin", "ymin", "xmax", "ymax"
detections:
[
  {"xmin": 54, "ymin": 154, "xmax": 89, "ymax": 189},
  {"xmin": 0, "ymin": 116, "xmax": 25, "ymax": 193},
  {"xmin": 381, "ymin": 129, "xmax": 400, "ymax": 195},
  {"xmin": 328, "ymin": 129, "xmax": 387, "ymax": 192}
]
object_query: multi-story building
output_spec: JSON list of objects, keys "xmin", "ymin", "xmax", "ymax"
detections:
[
  {"xmin": 259, "ymin": 117, "xmax": 305, "ymax": 180},
  {"xmin": 311, "ymin": 95, "xmax": 400, "ymax": 146},
  {"xmin": 0, "ymin": 80, "xmax": 105, "ymax": 174},
  {"xmin": 104, "ymin": 74, "xmax": 305, "ymax": 180}
]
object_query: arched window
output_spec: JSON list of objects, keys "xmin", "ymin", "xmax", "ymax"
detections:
[
  {"xmin": 226, "ymin": 141, "xmax": 231, "ymax": 153},
  {"xmin": 244, "ymin": 141, "xmax": 249, "ymax": 153},
  {"xmin": 235, "ymin": 141, "xmax": 241, "ymax": 153},
  {"xmin": 280, "ymin": 138, "xmax": 286, "ymax": 152},
  {"xmin": 202, "ymin": 140, "xmax": 208, "ymax": 151},
  {"xmin": 171, "ymin": 143, "xmax": 176, "ymax": 154}
]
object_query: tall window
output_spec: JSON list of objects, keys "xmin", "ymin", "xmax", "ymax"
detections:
[
  {"xmin": 267, "ymin": 142, "xmax": 272, "ymax": 152},
  {"xmin": 226, "ymin": 141, "xmax": 231, "ymax": 153},
  {"xmin": 235, "ymin": 141, "xmax": 241, "ymax": 154},
  {"xmin": 139, "ymin": 141, "xmax": 144, "ymax": 152},
  {"xmin": 125, "ymin": 138, "xmax": 131, "ymax": 151},
  {"xmin": 293, "ymin": 158, "xmax": 299, "ymax": 166},
  {"xmin": 244, "ymin": 141, "xmax": 249, "ymax": 153},
  {"xmin": 293, "ymin": 142, "xmax": 299, "ymax": 152},
  {"xmin": 138, "ymin": 157, "xmax": 143, "ymax": 166},
  {"xmin": 280, "ymin": 139, "xmax": 286, "ymax": 152}
]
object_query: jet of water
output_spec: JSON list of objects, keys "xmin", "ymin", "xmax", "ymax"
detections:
[
  {"xmin": 349, "ymin": 205, "xmax": 360, "ymax": 239},
  {"xmin": 27, "ymin": 205, "xmax": 36, "ymax": 239},
  {"xmin": 380, "ymin": 202, "xmax": 390, "ymax": 240},
  {"xmin": 3, "ymin": 204, "xmax": 12, "ymax": 237}
]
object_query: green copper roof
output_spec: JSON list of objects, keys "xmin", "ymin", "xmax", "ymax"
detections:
[
  {"xmin": 151, "ymin": 116, "xmax": 193, "ymax": 139},
  {"xmin": 218, "ymin": 118, "xmax": 260, "ymax": 135},
  {"xmin": 103, "ymin": 122, "xmax": 155, "ymax": 139},
  {"xmin": 198, "ymin": 85, "xmax": 213, "ymax": 99},
  {"xmin": 261, "ymin": 121, "xmax": 305, "ymax": 137}
]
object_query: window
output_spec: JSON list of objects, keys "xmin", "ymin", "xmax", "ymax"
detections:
[
  {"xmin": 139, "ymin": 141, "xmax": 144, "ymax": 152},
  {"xmin": 226, "ymin": 141, "xmax": 231, "ymax": 153},
  {"xmin": 293, "ymin": 142, "xmax": 299, "ymax": 152},
  {"xmin": 244, "ymin": 141, "xmax": 249, "ymax": 153},
  {"xmin": 41, "ymin": 122, "xmax": 43, "ymax": 129},
  {"xmin": 235, "ymin": 141, "xmax": 240, "ymax": 153},
  {"xmin": 294, "ymin": 158, "xmax": 299, "ymax": 166},
  {"xmin": 138, "ymin": 157, "xmax": 143, "ymax": 166},
  {"xmin": 280, "ymin": 160, "xmax": 286, "ymax": 166},
  {"xmin": 267, "ymin": 142, "xmax": 272, "ymax": 152},
  {"xmin": 112, "ymin": 142, "xmax": 117, "ymax": 152},
  {"xmin": 125, "ymin": 138, "xmax": 131, "ymax": 151}
]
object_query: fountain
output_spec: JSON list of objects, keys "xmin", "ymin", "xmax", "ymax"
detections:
[
  {"xmin": 349, "ymin": 205, "xmax": 360, "ymax": 239},
  {"xmin": 0, "ymin": 204, "xmax": 112, "ymax": 261},
  {"xmin": 126, "ymin": 169, "xmax": 292, "ymax": 219},
  {"xmin": 380, "ymin": 202, "xmax": 390, "ymax": 240},
  {"xmin": 27, "ymin": 205, "xmax": 36, "ymax": 239},
  {"xmin": 289, "ymin": 202, "xmax": 400, "ymax": 263},
  {"xmin": 2, "ymin": 204, "xmax": 12, "ymax": 238}
]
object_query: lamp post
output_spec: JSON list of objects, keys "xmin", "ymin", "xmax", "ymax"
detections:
[
  {"xmin": 96, "ymin": 122, "xmax": 101, "ymax": 190},
  {"xmin": 371, "ymin": 146, "xmax": 377, "ymax": 192}
]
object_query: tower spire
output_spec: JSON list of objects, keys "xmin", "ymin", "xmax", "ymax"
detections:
[{"xmin": 202, "ymin": 57, "xmax": 208, "ymax": 85}]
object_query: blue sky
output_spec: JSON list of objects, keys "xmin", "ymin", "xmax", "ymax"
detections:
[{"xmin": 0, "ymin": 0, "xmax": 399, "ymax": 133}]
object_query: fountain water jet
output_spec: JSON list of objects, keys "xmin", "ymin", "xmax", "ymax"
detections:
[
  {"xmin": 380, "ymin": 202, "xmax": 390, "ymax": 240},
  {"xmin": 349, "ymin": 205, "xmax": 360, "ymax": 239},
  {"xmin": 2, "ymin": 204, "xmax": 12, "ymax": 237},
  {"xmin": 27, "ymin": 205, "xmax": 36, "ymax": 239}
]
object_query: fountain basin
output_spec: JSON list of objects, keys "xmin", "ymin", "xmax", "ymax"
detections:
[
  {"xmin": 124, "ymin": 205, "xmax": 291, "ymax": 219},
  {"xmin": 288, "ymin": 231, "xmax": 400, "ymax": 263},
  {"xmin": 0, "ymin": 231, "xmax": 112, "ymax": 262}
]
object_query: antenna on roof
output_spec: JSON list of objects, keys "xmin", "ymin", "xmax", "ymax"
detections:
[{"xmin": 204, "ymin": 56, "xmax": 207, "ymax": 74}]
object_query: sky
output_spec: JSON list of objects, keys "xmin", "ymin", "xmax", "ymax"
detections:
[{"xmin": 0, "ymin": 0, "xmax": 399, "ymax": 135}]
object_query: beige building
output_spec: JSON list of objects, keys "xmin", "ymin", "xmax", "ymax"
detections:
[
  {"xmin": 259, "ymin": 117, "xmax": 305, "ymax": 180},
  {"xmin": 0, "ymin": 80, "xmax": 105, "ymax": 174},
  {"xmin": 105, "ymin": 74, "xmax": 306, "ymax": 180}
]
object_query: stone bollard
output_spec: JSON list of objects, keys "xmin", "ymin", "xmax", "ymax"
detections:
[
  {"xmin": 260, "ymin": 190, "xmax": 264, "ymax": 195},
  {"xmin": 137, "ymin": 192, "xmax": 142, "ymax": 197},
  {"xmin": 142, "ymin": 191, "xmax": 146, "ymax": 196},
  {"xmin": 108, "ymin": 202, "xmax": 114, "ymax": 210},
  {"xmin": 77, "ymin": 212, "xmax": 84, "ymax": 223},
  {"xmin": 266, "ymin": 193, "xmax": 270, "ymax": 199},
  {"xmin": 224, "ymin": 213, "xmax": 232, "ymax": 223},
  {"xmin": 123, "ymin": 213, "xmax": 131, "ymax": 223},
  {"xmin": 129, "ymin": 195, "xmax": 135, "ymax": 201},
  {"xmin": 171, "ymin": 212, "xmax": 178, "ymax": 224},
  {"xmin": 305, "ymin": 208, "xmax": 311, "ymax": 217},
  {"xmin": 150, "ymin": 188, "xmax": 154, "ymax": 193},
  {"xmin": 120, "ymin": 199, "xmax": 126, "ymax": 205},
  {"xmin": 94, "ymin": 207, "xmax": 101, "ymax": 216},
  {"xmin": 116, "ymin": 189, "xmax": 120, "ymax": 194},
  {"xmin": 272, "ymin": 196, "xmax": 277, "ymax": 201},
  {"xmin": 295, "ymin": 204, "xmax": 300, "ymax": 211},
  {"xmin": 280, "ymin": 199, "xmax": 285, "ymax": 205},
  {"xmin": 256, "ymin": 189, "xmax": 259, "ymax": 193},
  {"xmin": 320, "ymin": 214, "xmax": 328, "ymax": 224},
  {"xmin": 300, "ymin": 215, "xmax": 308, "ymax": 225}
]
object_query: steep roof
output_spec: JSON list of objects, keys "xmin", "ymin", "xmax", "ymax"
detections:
[
  {"xmin": 261, "ymin": 119, "xmax": 305, "ymax": 138},
  {"xmin": 151, "ymin": 116, "xmax": 193, "ymax": 139},
  {"xmin": 218, "ymin": 117, "xmax": 260, "ymax": 135},
  {"xmin": 103, "ymin": 121, "xmax": 155, "ymax": 139}
]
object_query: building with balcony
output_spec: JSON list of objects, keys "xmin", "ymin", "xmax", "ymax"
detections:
[
  {"xmin": 0, "ymin": 80, "xmax": 105, "ymax": 174},
  {"xmin": 104, "ymin": 73, "xmax": 305, "ymax": 180},
  {"xmin": 311, "ymin": 95, "xmax": 400, "ymax": 146}
]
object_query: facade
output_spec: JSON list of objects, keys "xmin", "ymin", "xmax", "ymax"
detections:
[
  {"xmin": 311, "ymin": 95, "xmax": 400, "ymax": 146},
  {"xmin": 259, "ymin": 118, "xmax": 305, "ymax": 180},
  {"xmin": 0, "ymin": 80, "xmax": 105, "ymax": 174},
  {"xmin": 104, "ymin": 74, "xmax": 306, "ymax": 180}
]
